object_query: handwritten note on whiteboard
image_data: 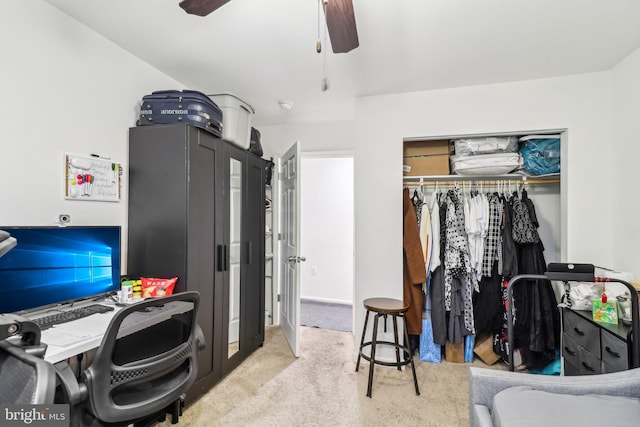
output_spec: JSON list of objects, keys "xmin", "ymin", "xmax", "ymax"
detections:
[{"xmin": 65, "ymin": 153, "xmax": 122, "ymax": 202}]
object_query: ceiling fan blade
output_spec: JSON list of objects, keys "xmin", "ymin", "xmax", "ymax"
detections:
[
  {"xmin": 324, "ymin": 0, "xmax": 359, "ymax": 53},
  {"xmin": 179, "ymin": 0, "xmax": 232, "ymax": 17}
]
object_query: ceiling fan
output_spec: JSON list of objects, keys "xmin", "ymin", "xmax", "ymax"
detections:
[{"xmin": 178, "ymin": 0, "xmax": 359, "ymax": 53}]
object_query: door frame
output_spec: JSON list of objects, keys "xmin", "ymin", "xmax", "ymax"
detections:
[
  {"xmin": 272, "ymin": 149, "xmax": 356, "ymax": 336},
  {"xmin": 299, "ymin": 151, "xmax": 355, "ymax": 330}
]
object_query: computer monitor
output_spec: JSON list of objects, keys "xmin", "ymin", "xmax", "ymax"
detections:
[{"xmin": 0, "ymin": 226, "xmax": 121, "ymax": 313}]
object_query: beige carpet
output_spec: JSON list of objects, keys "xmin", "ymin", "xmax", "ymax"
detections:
[{"xmin": 164, "ymin": 325, "xmax": 507, "ymax": 427}]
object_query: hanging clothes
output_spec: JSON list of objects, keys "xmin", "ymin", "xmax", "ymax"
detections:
[
  {"xmin": 404, "ymin": 179, "xmax": 559, "ymax": 369},
  {"xmin": 443, "ymin": 187, "xmax": 476, "ymax": 342},
  {"xmin": 512, "ymin": 190, "xmax": 540, "ymax": 244},
  {"xmin": 430, "ymin": 191, "xmax": 447, "ymax": 345},
  {"xmin": 428, "ymin": 190, "xmax": 441, "ymax": 274},
  {"xmin": 473, "ymin": 261, "xmax": 503, "ymax": 335},
  {"xmin": 482, "ymin": 193, "xmax": 503, "ymax": 278},
  {"xmin": 412, "ymin": 189, "xmax": 423, "ymax": 224},
  {"xmin": 419, "ymin": 199, "xmax": 432, "ymax": 279},
  {"xmin": 501, "ymin": 193, "xmax": 518, "ymax": 279},
  {"xmin": 466, "ymin": 193, "xmax": 487, "ymax": 281},
  {"xmin": 512, "ymin": 190, "xmax": 559, "ymax": 370},
  {"xmin": 403, "ymin": 188, "xmax": 427, "ymax": 335}
]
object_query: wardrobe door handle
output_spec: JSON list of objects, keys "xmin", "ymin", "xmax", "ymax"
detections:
[
  {"xmin": 247, "ymin": 241, "xmax": 253, "ymax": 265},
  {"xmin": 564, "ymin": 346, "xmax": 576, "ymax": 356},
  {"xmin": 225, "ymin": 245, "xmax": 229, "ymax": 271},
  {"xmin": 217, "ymin": 245, "xmax": 224, "ymax": 272},
  {"xmin": 573, "ymin": 327, "xmax": 585, "ymax": 336},
  {"xmin": 581, "ymin": 361, "xmax": 597, "ymax": 372},
  {"xmin": 605, "ymin": 346, "xmax": 621, "ymax": 358}
]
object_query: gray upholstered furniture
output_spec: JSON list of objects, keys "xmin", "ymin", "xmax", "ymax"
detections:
[{"xmin": 469, "ymin": 366, "xmax": 640, "ymax": 427}]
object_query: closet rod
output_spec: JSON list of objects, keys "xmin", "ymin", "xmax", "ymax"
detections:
[{"xmin": 403, "ymin": 174, "xmax": 560, "ymax": 186}]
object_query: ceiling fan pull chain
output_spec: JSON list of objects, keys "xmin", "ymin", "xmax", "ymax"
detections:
[
  {"xmin": 322, "ymin": 15, "xmax": 330, "ymax": 92},
  {"xmin": 316, "ymin": 0, "xmax": 322, "ymax": 53}
]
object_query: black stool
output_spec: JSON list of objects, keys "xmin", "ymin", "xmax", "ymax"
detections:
[{"xmin": 355, "ymin": 297, "xmax": 420, "ymax": 397}]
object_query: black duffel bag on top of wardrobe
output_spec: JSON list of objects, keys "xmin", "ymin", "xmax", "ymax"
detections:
[{"xmin": 249, "ymin": 127, "xmax": 263, "ymax": 157}]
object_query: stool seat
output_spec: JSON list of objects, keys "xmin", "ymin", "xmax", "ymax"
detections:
[
  {"xmin": 363, "ymin": 297, "xmax": 408, "ymax": 314},
  {"xmin": 356, "ymin": 296, "xmax": 420, "ymax": 398}
]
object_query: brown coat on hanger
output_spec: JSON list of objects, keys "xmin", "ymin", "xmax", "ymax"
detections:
[{"xmin": 403, "ymin": 188, "xmax": 426, "ymax": 335}]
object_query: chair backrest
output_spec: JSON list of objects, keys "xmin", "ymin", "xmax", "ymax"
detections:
[
  {"xmin": 82, "ymin": 291, "xmax": 200, "ymax": 424},
  {"xmin": 0, "ymin": 315, "xmax": 55, "ymax": 404}
]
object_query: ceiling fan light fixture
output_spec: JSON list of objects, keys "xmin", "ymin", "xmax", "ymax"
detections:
[{"xmin": 278, "ymin": 100, "xmax": 294, "ymax": 111}]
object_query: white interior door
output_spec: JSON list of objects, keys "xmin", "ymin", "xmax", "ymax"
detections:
[{"xmin": 279, "ymin": 141, "xmax": 302, "ymax": 357}]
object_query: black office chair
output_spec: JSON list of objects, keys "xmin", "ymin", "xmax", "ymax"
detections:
[
  {"xmin": 0, "ymin": 313, "xmax": 56, "ymax": 404},
  {"xmin": 58, "ymin": 291, "xmax": 204, "ymax": 426}
]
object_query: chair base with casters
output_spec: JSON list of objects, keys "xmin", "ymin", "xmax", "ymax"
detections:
[
  {"xmin": 59, "ymin": 395, "xmax": 186, "ymax": 427},
  {"xmin": 355, "ymin": 297, "xmax": 420, "ymax": 397}
]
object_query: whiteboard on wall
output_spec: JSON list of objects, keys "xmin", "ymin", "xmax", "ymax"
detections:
[{"xmin": 64, "ymin": 153, "xmax": 122, "ymax": 202}]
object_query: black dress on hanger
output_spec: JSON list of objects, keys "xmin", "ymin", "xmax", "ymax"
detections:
[
  {"xmin": 512, "ymin": 191, "xmax": 560, "ymax": 370},
  {"xmin": 430, "ymin": 194, "xmax": 448, "ymax": 346}
]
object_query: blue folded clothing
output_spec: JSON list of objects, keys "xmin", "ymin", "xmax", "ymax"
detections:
[{"xmin": 419, "ymin": 318, "xmax": 441, "ymax": 363}]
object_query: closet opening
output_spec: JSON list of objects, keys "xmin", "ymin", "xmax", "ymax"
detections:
[{"xmin": 402, "ymin": 129, "xmax": 566, "ymax": 371}]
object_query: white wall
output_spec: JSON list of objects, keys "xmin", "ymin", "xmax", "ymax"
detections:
[
  {"xmin": 0, "ymin": 1, "xmax": 184, "ymax": 274},
  {"xmin": 300, "ymin": 157, "xmax": 354, "ymax": 305},
  {"xmin": 260, "ymin": 120, "xmax": 355, "ymax": 158},
  {"xmin": 612, "ymin": 47, "xmax": 640, "ymax": 276},
  {"xmin": 353, "ymin": 72, "xmax": 615, "ymax": 347}
]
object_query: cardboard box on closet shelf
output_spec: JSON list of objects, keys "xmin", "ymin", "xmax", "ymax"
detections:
[{"xmin": 403, "ymin": 139, "xmax": 451, "ymax": 176}]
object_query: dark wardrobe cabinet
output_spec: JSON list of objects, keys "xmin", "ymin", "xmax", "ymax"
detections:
[{"xmin": 127, "ymin": 124, "xmax": 266, "ymax": 401}]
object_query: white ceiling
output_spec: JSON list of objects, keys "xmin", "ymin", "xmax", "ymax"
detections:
[{"xmin": 45, "ymin": 0, "xmax": 640, "ymax": 126}]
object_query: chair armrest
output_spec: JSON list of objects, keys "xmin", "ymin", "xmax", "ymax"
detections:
[
  {"xmin": 195, "ymin": 324, "xmax": 206, "ymax": 352},
  {"xmin": 54, "ymin": 361, "xmax": 87, "ymax": 405},
  {"xmin": 471, "ymin": 404, "xmax": 494, "ymax": 427},
  {"xmin": 469, "ymin": 366, "xmax": 640, "ymax": 413}
]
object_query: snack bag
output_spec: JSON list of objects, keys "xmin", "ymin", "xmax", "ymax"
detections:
[{"xmin": 141, "ymin": 277, "xmax": 178, "ymax": 298}]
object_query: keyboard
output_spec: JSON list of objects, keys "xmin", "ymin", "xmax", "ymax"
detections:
[{"xmin": 31, "ymin": 304, "xmax": 115, "ymax": 330}]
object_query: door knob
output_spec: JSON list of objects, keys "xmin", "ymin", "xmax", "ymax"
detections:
[
  {"xmin": 287, "ymin": 256, "xmax": 307, "ymax": 263},
  {"xmin": 299, "ymin": 256, "xmax": 306, "ymax": 262}
]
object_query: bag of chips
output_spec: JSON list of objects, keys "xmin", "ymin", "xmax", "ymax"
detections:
[{"xmin": 141, "ymin": 277, "xmax": 178, "ymax": 298}]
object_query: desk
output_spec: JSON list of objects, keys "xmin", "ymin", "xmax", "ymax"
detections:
[{"xmin": 31, "ymin": 299, "xmax": 194, "ymax": 364}]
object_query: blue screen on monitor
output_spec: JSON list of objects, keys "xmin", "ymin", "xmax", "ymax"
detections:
[{"xmin": 0, "ymin": 226, "xmax": 121, "ymax": 313}]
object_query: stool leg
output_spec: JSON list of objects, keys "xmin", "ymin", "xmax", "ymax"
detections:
[
  {"xmin": 402, "ymin": 313, "xmax": 420, "ymax": 396},
  {"xmin": 366, "ymin": 313, "xmax": 380, "ymax": 398},
  {"xmin": 356, "ymin": 309, "xmax": 371, "ymax": 372},
  {"xmin": 392, "ymin": 314, "xmax": 402, "ymax": 371}
]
